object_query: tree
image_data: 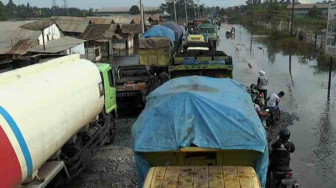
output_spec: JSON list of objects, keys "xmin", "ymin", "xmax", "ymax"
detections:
[
  {"xmin": 307, "ymin": 6, "xmax": 322, "ymax": 18},
  {"xmin": 129, "ymin": 5, "xmax": 140, "ymax": 15},
  {"xmin": 0, "ymin": 1, "xmax": 6, "ymax": 20},
  {"xmin": 160, "ymin": 0, "xmax": 197, "ymax": 21}
]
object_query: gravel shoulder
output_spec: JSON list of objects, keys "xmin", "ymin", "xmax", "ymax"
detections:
[{"xmin": 67, "ymin": 118, "xmax": 137, "ymax": 188}]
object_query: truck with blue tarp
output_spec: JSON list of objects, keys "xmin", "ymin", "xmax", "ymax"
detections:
[
  {"xmin": 132, "ymin": 76, "xmax": 269, "ymax": 188},
  {"xmin": 139, "ymin": 23, "xmax": 233, "ymax": 79}
]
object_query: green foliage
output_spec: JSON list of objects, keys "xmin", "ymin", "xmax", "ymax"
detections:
[
  {"xmin": 294, "ymin": 17, "xmax": 327, "ymax": 33},
  {"xmin": 0, "ymin": 1, "xmax": 88, "ymax": 20},
  {"xmin": 129, "ymin": 5, "xmax": 140, "ymax": 15},
  {"xmin": 307, "ymin": 6, "xmax": 322, "ymax": 18},
  {"xmin": 0, "ymin": 1, "xmax": 6, "ymax": 20},
  {"xmin": 160, "ymin": 0, "xmax": 210, "ymax": 21}
]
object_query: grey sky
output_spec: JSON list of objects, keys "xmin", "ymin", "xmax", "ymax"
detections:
[{"xmin": 0, "ymin": 0, "xmax": 325, "ymax": 9}]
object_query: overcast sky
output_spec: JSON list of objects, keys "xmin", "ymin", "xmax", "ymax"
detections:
[{"xmin": 0, "ymin": 0, "xmax": 325, "ymax": 9}]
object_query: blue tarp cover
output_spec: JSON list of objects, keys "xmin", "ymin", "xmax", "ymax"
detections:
[
  {"xmin": 142, "ymin": 25, "xmax": 175, "ymax": 45},
  {"xmin": 163, "ymin": 22, "xmax": 184, "ymax": 42},
  {"xmin": 132, "ymin": 76, "xmax": 269, "ymax": 187}
]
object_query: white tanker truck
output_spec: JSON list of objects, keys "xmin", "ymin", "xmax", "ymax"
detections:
[{"xmin": 0, "ymin": 55, "xmax": 117, "ymax": 187}]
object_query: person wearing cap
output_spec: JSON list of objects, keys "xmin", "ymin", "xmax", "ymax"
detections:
[{"xmin": 257, "ymin": 70, "xmax": 268, "ymax": 101}]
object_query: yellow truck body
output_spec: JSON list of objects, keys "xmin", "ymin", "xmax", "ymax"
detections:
[{"xmin": 144, "ymin": 166, "xmax": 261, "ymax": 188}]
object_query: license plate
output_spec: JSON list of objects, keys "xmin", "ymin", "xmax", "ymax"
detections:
[{"xmin": 282, "ymin": 179, "xmax": 297, "ymax": 185}]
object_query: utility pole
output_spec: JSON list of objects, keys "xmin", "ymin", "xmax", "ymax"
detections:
[
  {"xmin": 63, "ymin": 0, "xmax": 69, "ymax": 16},
  {"xmin": 328, "ymin": 57, "xmax": 333, "ymax": 100},
  {"xmin": 173, "ymin": 0, "xmax": 177, "ymax": 23},
  {"xmin": 52, "ymin": 0, "xmax": 57, "ymax": 16},
  {"xmin": 184, "ymin": 0, "xmax": 188, "ymax": 23},
  {"xmin": 140, "ymin": 0, "xmax": 145, "ymax": 33},
  {"xmin": 290, "ymin": 0, "xmax": 295, "ymax": 36},
  {"xmin": 194, "ymin": 4, "xmax": 197, "ymax": 19},
  {"xmin": 250, "ymin": 1, "xmax": 254, "ymax": 54}
]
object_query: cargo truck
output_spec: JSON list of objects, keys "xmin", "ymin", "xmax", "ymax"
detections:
[
  {"xmin": 170, "ymin": 41, "xmax": 233, "ymax": 79},
  {"xmin": 197, "ymin": 23, "xmax": 219, "ymax": 49},
  {"xmin": 132, "ymin": 77, "xmax": 269, "ymax": 188},
  {"xmin": 0, "ymin": 55, "xmax": 117, "ymax": 188},
  {"xmin": 115, "ymin": 65, "xmax": 153, "ymax": 110}
]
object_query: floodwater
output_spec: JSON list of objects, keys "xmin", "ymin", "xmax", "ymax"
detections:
[{"xmin": 219, "ymin": 25, "xmax": 336, "ymax": 188}]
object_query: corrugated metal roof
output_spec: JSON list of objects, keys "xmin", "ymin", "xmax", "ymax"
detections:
[
  {"xmin": 112, "ymin": 17, "xmax": 135, "ymax": 24},
  {"xmin": 80, "ymin": 24, "xmax": 119, "ymax": 41},
  {"xmin": 89, "ymin": 18, "xmax": 114, "ymax": 24},
  {"xmin": 29, "ymin": 36, "xmax": 85, "ymax": 53},
  {"xmin": 286, "ymin": 3, "xmax": 328, "ymax": 9},
  {"xmin": 121, "ymin": 24, "xmax": 142, "ymax": 34},
  {"xmin": 55, "ymin": 17, "xmax": 90, "ymax": 33},
  {"xmin": 0, "ymin": 21, "xmax": 41, "ymax": 55},
  {"xmin": 10, "ymin": 39, "xmax": 37, "ymax": 55}
]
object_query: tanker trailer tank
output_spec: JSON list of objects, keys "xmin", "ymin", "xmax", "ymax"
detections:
[{"xmin": 0, "ymin": 55, "xmax": 116, "ymax": 187}]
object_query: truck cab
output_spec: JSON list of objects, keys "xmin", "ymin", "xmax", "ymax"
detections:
[{"xmin": 96, "ymin": 63, "xmax": 117, "ymax": 115}]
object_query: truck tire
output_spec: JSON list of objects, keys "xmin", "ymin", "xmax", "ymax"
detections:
[{"xmin": 104, "ymin": 112, "xmax": 116, "ymax": 145}]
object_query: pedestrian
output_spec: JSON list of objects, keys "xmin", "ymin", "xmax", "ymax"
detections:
[
  {"xmin": 267, "ymin": 91, "xmax": 285, "ymax": 110},
  {"xmin": 257, "ymin": 70, "xmax": 268, "ymax": 101}
]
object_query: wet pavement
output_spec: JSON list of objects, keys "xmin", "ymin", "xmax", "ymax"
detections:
[{"xmin": 220, "ymin": 24, "xmax": 336, "ymax": 188}]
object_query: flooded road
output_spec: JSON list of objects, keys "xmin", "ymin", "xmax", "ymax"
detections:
[{"xmin": 219, "ymin": 25, "xmax": 336, "ymax": 188}]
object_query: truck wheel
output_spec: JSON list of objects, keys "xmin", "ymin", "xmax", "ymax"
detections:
[{"xmin": 104, "ymin": 113, "xmax": 116, "ymax": 145}]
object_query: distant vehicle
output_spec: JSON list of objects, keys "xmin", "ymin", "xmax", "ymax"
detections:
[
  {"xmin": 171, "ymin": 41, "xmax": 233, "ymax": 79},
  {"xmin": 132, "ymin": 77, "xmax": 269, "ymax": 188},
  {"xmin": 187, "ymin": 34, "xmax": 205, "ymax": 43},
  {"xmin": 0, "ymin": 55, "xmax": 117, "ymax": 187},
  {"xmin": 197, "ymin": 23, "xmax": 219, "ymax": 48}
]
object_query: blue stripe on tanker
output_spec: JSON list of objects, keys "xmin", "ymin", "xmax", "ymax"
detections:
[{"xmin": 0, "ymin": 106, "xmax": 33, "ymax": 176}]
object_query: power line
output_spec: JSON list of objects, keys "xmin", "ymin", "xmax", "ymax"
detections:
[
  {"xmin": 52, "ymin": 0, "xmax": 57, "ymax": 16},
  {"xmin": 63, "ymin": 0, "xmax": 69, "ymax": 16}
]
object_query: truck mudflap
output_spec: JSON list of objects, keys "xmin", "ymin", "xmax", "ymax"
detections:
[{"xmin": 143, "ymin": 166, "xmax": 261, "ymax": 188}]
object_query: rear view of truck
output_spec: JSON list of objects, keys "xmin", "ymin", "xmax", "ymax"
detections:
[
  {"xmin": 170, "ymin": 42, "xmax": 233, "ymax": 79},
  {"xmin": 115, "ymin": 65, "xmax": 153, "ymax": 110},
  {"xmin": 132, "ymin": 77, "xmax": 269, "ymax": 188}
]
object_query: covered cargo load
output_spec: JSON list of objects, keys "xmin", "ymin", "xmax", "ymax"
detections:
[
  {"xmin": 139, "ymin": 37, "xmax": 173, "ymax": 66},
  {"xmin": 139, "ymin": 37, "xmax": 171, "ymax": 49},
  {"xmin": 141, "ymin": 25, "xmax": 175, "ymax": 45},
  {"xmin": 132, "ymin": 77, "xmax": 268, "ymax": 187},
  {"xmin": 163, "ymin": 22, "xmax": 184, "ymax": 42}
]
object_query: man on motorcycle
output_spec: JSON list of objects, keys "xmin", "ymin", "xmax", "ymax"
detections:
[
  {"xmin": 257, "ymin": 70, "xmax": 268, "ymax": 101},
  {"xmin": 269, "ymin": 128, "xmax": 295, "ymax": 170}
]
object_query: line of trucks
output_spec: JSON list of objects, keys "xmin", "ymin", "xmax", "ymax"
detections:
[
  {"xmin": 115, "ymin": 21, "xmax": 229, "ymax": 110},
  {"xmin": 0, "ymin": 21, "xmax": 269, "ymax": 188}
]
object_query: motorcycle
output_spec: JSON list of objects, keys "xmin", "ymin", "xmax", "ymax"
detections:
[
  {"xmin": 249, "ymin": 84, "xmax": 265, "ymax": 108},
  {"xmin": 266, "ymin": 106, "xmax": 281, "ymax": 127},
  {"xmin": 268, "ymin": 166, "xmax": 299, "ymax": 188}
]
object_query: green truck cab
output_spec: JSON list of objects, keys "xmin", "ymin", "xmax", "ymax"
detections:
[
  {"xmin": 198, "ymin": 23, "xmax": 219, "ymax": 47},
  {"xmin": 96, "ymin": 63, "xmax": 117, "ymax": 115}
]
